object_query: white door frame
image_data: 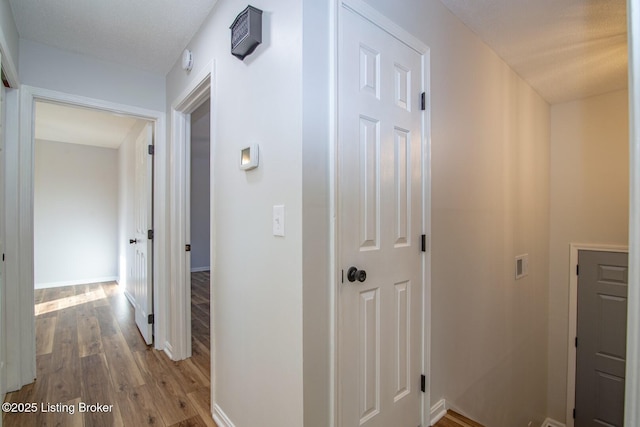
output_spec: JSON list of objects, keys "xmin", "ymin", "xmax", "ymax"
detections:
[
  {"xmin": 168, "ymin": 60, "xmax": 214, "ymax": 363},
  {"xmin": 8, "ymin": 85, "xmax": 166, "ymax": 390},
  {"xmin": 332, "ymin": 1, "xmax": 432, "ymax": 425},
  {"xmin": 627, "ymin": 1, "xmax": 640, "ymax": 425},
  {"xmin": 168, "ymin": 60, "xmax": 216, "ymax": 421},
  {"xmin": 565, "ymin": 243, "xmax": 628, "ymax": 427}
]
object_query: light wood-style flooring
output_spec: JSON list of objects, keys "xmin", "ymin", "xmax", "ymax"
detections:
[
  {"xmin": 3, "ymin": 272, "xmax": 214, "ymax": 427},
  {"xmin": 433, "ymin": 410, "xmax": 485, "ymax": 427}
]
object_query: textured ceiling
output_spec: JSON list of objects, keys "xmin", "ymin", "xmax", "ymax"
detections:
[
  {"xmin": 7, "ymin": 0, "xmax": 626, "ymax": 103},
  {"xmin": 9, "ymin": 0, "xmax": 218, "ymax": 73},
  {"xmin": 438, "ymin": 0, "xmax": 628, "ymax": 104},
  {"xmin": 35, "ymin": 101, "xmax": 143, "ymax": 149}
]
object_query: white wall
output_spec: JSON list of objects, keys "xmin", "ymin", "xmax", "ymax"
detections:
[
  {"xmin": 34, "ymin": 140, "xmax": 119, "ymax": 288},
  {"xmin": 190, "ymin": 101, "xmax": 210, "ymax": 272},
  {"xmin": 547, "ymin": 89, "xmax": 629, "ymax": 422},
  {"xmin": 166, "ymin": 0, "xmax": 304, "ymax": 426},
  {"xmin": 118, "ymin": 121, "xmax": 148, "ymax": 292},
  {"xmin": 19, "ymin": 39, "xmax": 165, "ymax": 111},
  {"xmin": 362, "ymin": 1, "xmax": 551, "ymax": 426}
]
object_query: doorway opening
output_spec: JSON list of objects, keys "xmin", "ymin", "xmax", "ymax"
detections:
[
  {"xmin": 5, "ymin": 85, "xmax": 166, "ymax": 392},
  {"xmin": 168, "ymin": 63, "xmax": 215, "ymax": 418},
  {"xmin": 188, "ymin": 100, "xmax": 211, "ymax": 378}
]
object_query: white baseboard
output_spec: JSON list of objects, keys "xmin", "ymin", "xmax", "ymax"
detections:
[
  {"xmin": 35, "ymin": 276, "xmax": 118, "ymax": 289},
  {"xmin": 191, "ymin": 266, "xmax": 210, "ymax": 273},
  {"xmin": 430, "ymin": 399, "xmax": 447, "ymax": 425},
  {"xmin": 213, "ymin": 404, "xmax": 235, "ymax": 427},
  {"xmin": 542, "ymin": 419, "xmax": 566, "ymax": 427},
  {"xmin": 124, "ymin": 290, "xmax": 135, "ymax": 307},
  {"xmin": 430, "ymin": 399, "xmax": 564, "ymax": 427},
  {"xmin": 164, "ymin": 342, "xmax": 175, "ymax": 361}
]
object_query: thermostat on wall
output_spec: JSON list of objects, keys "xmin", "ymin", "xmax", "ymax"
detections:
[{"xmin": 240, "ymin": 144, "xmax": 259, "ymax": 170}]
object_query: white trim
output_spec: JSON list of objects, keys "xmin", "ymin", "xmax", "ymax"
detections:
[
  {"xmin": 3, "ymin": 87, "xmax": 21, "ymax": 392},
  {"xmin": 542, "ymin": 418, "xmax": 566, "ymax": 427},
  {"xmin": 35, "ymin": 276, "xmax": 118, "ymax": 289},
  {"xmin": 430, "ymin": 399, "xmax": 447, "ymax": 425},
  {"xmin": 11, "ymin": 85, "xmax": 167, "ymax": 391},
  {"xmin": 627, "ymin": 1, "xmax": 640, "ymax": 425},
  {"xmin": 328, "ymin": 1, "xmax": 338, "ymax": 425},
  {"xmin": 0, "ymin": 28, "xmax": 19, "ymax": 88},
  {"xmin": 212, "ymin": 404, "xmax": 236, "ymax": 427},
  {"xmin": 169, "ymin": 60, "xmax": 213, "ymax": 362},
  {"xmin": 169, "ymin": 60, "xmax": 216, "ymax": 420},
  {"xmin": 565, "ymin": 243, "xmax": 628, "ymax": 427},
  {"xmin": 190, "ymin": 266, "xmax": 211, "ymax": 273},
  {"xmin": 163, "ymin": 341, "xmax": 175, "ymax": 361},
  {"xmin": 341, "ymin": 0, "xmax": 427, "ymax": 54},
  {"xmin": 333, "ymin": 3, "xmax": 432, "ymax": 427}
]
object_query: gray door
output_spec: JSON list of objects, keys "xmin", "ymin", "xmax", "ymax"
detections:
[{"xmin": 576, "ymin": 250, "xmax": 628, "ymax": 427}]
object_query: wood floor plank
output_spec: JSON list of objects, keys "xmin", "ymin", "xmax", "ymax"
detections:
[
  {"xmin": 94, "ymin": 305, "xmax": 120, "ymax": 337},
  {"xmin": 136, "ymin": 348, "xmax": 198, "ymax": 425},
  {"xmin": 102, "ymin": 332, "xmax": 145, "ymax": 393},
  {"xmin": 48, "ymin": 307, "xmax": 82, "ymax": 403},
  {"xmin": 168, "ymin": 414, "xmax": 211, "ymax": 427},
  {"xmin": 190, "ymin": 337, "xmax": 211, "ymax": 379},
  {"xmin": 433, "ymin": 410, "xmax": 486, "ymax": 427},
  {"xmin": 116, "ymin": 384, "xmax": 166, "ymax": 427},
  {"xmin": 80, "ymin": 353, "xmax": 119, "ymax": 427},
  {"xmin": 77, "ymin": 314, "xmax": 103, "ymax": 357},
  {"xmin": 39, "ymin": 397, "xmax": 84, "ymax": 427},
  {"xmin": 35, "ymin": 316, "xmax": 57, "ymax": 355},
  {"xmin": 187, "ymin": 387, "xmax": 218, "ymax": 427}
]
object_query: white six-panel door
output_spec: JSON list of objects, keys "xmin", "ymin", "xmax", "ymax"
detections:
[
  {"xmin": 133, "ymin": 123, "xmax": 154, "ymax": 344},
  {"xmin": 339, "ymin": 4, "xmax": 425, "ymax": 426}
]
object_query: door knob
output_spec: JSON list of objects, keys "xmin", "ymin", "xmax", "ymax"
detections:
[
  {"xmin": 347, "ymin": 266, "xmax": 367, "ymax": 283},
  {"xmin": 129, "ymin": 239, "xmax": 138, "ymax": 244}
]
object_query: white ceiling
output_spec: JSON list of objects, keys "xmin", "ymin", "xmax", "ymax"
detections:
[
  {"xmin": 8, "ymin": 0, "xmax": 218, "ymax": 74},
  {"xmin": 7, "ymin": 0, "xmax": 626, "ymax": 104},
  {"xmin": 35, "ymin": 101, "xmax": 143, "ymax": 149},
  {"xmin": 438, "ymin": 0, "xmax": 628, "ymax": 104}
]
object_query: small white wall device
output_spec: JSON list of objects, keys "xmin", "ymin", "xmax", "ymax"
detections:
[
  {"xmin": 182, "ymin": 49, "xmax": 193, "ymax": 71},
  {"xmin": 240, "ymin": 144, "xmax": 259, "ymax": 170}
]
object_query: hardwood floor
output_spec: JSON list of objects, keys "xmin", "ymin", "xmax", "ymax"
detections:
[
  {"xmin": 3, "ymin": 274, "xmax": 214, "ymax": 427},
  {"xmin": 433, "ymin": 410, "xmax": 485, "ymax": 427}
]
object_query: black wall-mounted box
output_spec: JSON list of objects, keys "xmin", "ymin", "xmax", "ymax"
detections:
[{"xmin": 230, "ymin": 6, "xmax": 263, "ymax": 60}]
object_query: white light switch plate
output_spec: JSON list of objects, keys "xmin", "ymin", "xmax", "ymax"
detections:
[{"xmin": 273, "ymin": 205, "xmax": 285, "ymax": 236}]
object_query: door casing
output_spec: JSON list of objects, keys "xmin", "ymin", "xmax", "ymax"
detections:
[{"xmin": 168, "ymin": 60, "xmax": 217, "ymax": 422}]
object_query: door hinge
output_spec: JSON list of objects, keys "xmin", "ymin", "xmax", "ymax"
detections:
[
  {"xmin": 341, "ymin": 269, "xmax": 344, "ymax": 283},
  {"xmin": 573, "ymin": 408, "xmax": 576, "ymax": 419},
  {"xmin": 148, "ymin": 314, "xmax": 154, "ymax": 324},
  {"xmin": 185, "ymin": 244, "xmax": 191, "ymax": 252},
  {"xmin": 576, "ymin": 264, "xmax": 579, "ymax": 276},
  {"xmin": 421, "ymin": 92, "xmax": 426, "ymax": 111},
  {"xmin": 575, "ymin": 336, "xmax": 578, "ymax": 348},
  {"xmin": 1, "ymin": 253, "xmax": 4, "ymax": 262},
  {"xmin": 421, "ymin": 234, "xmax": 427, "ymax": 252},
  {"xmin": 148, "ymin": 145, "xmax": 155, "ymax": 155},
  {"xmin": 148, "ymin": 229, "xmax": 154, "ymax": 240},
  {"xmin": 420, "ymin": 374, "xmax": 426, "ymax": 393}
]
